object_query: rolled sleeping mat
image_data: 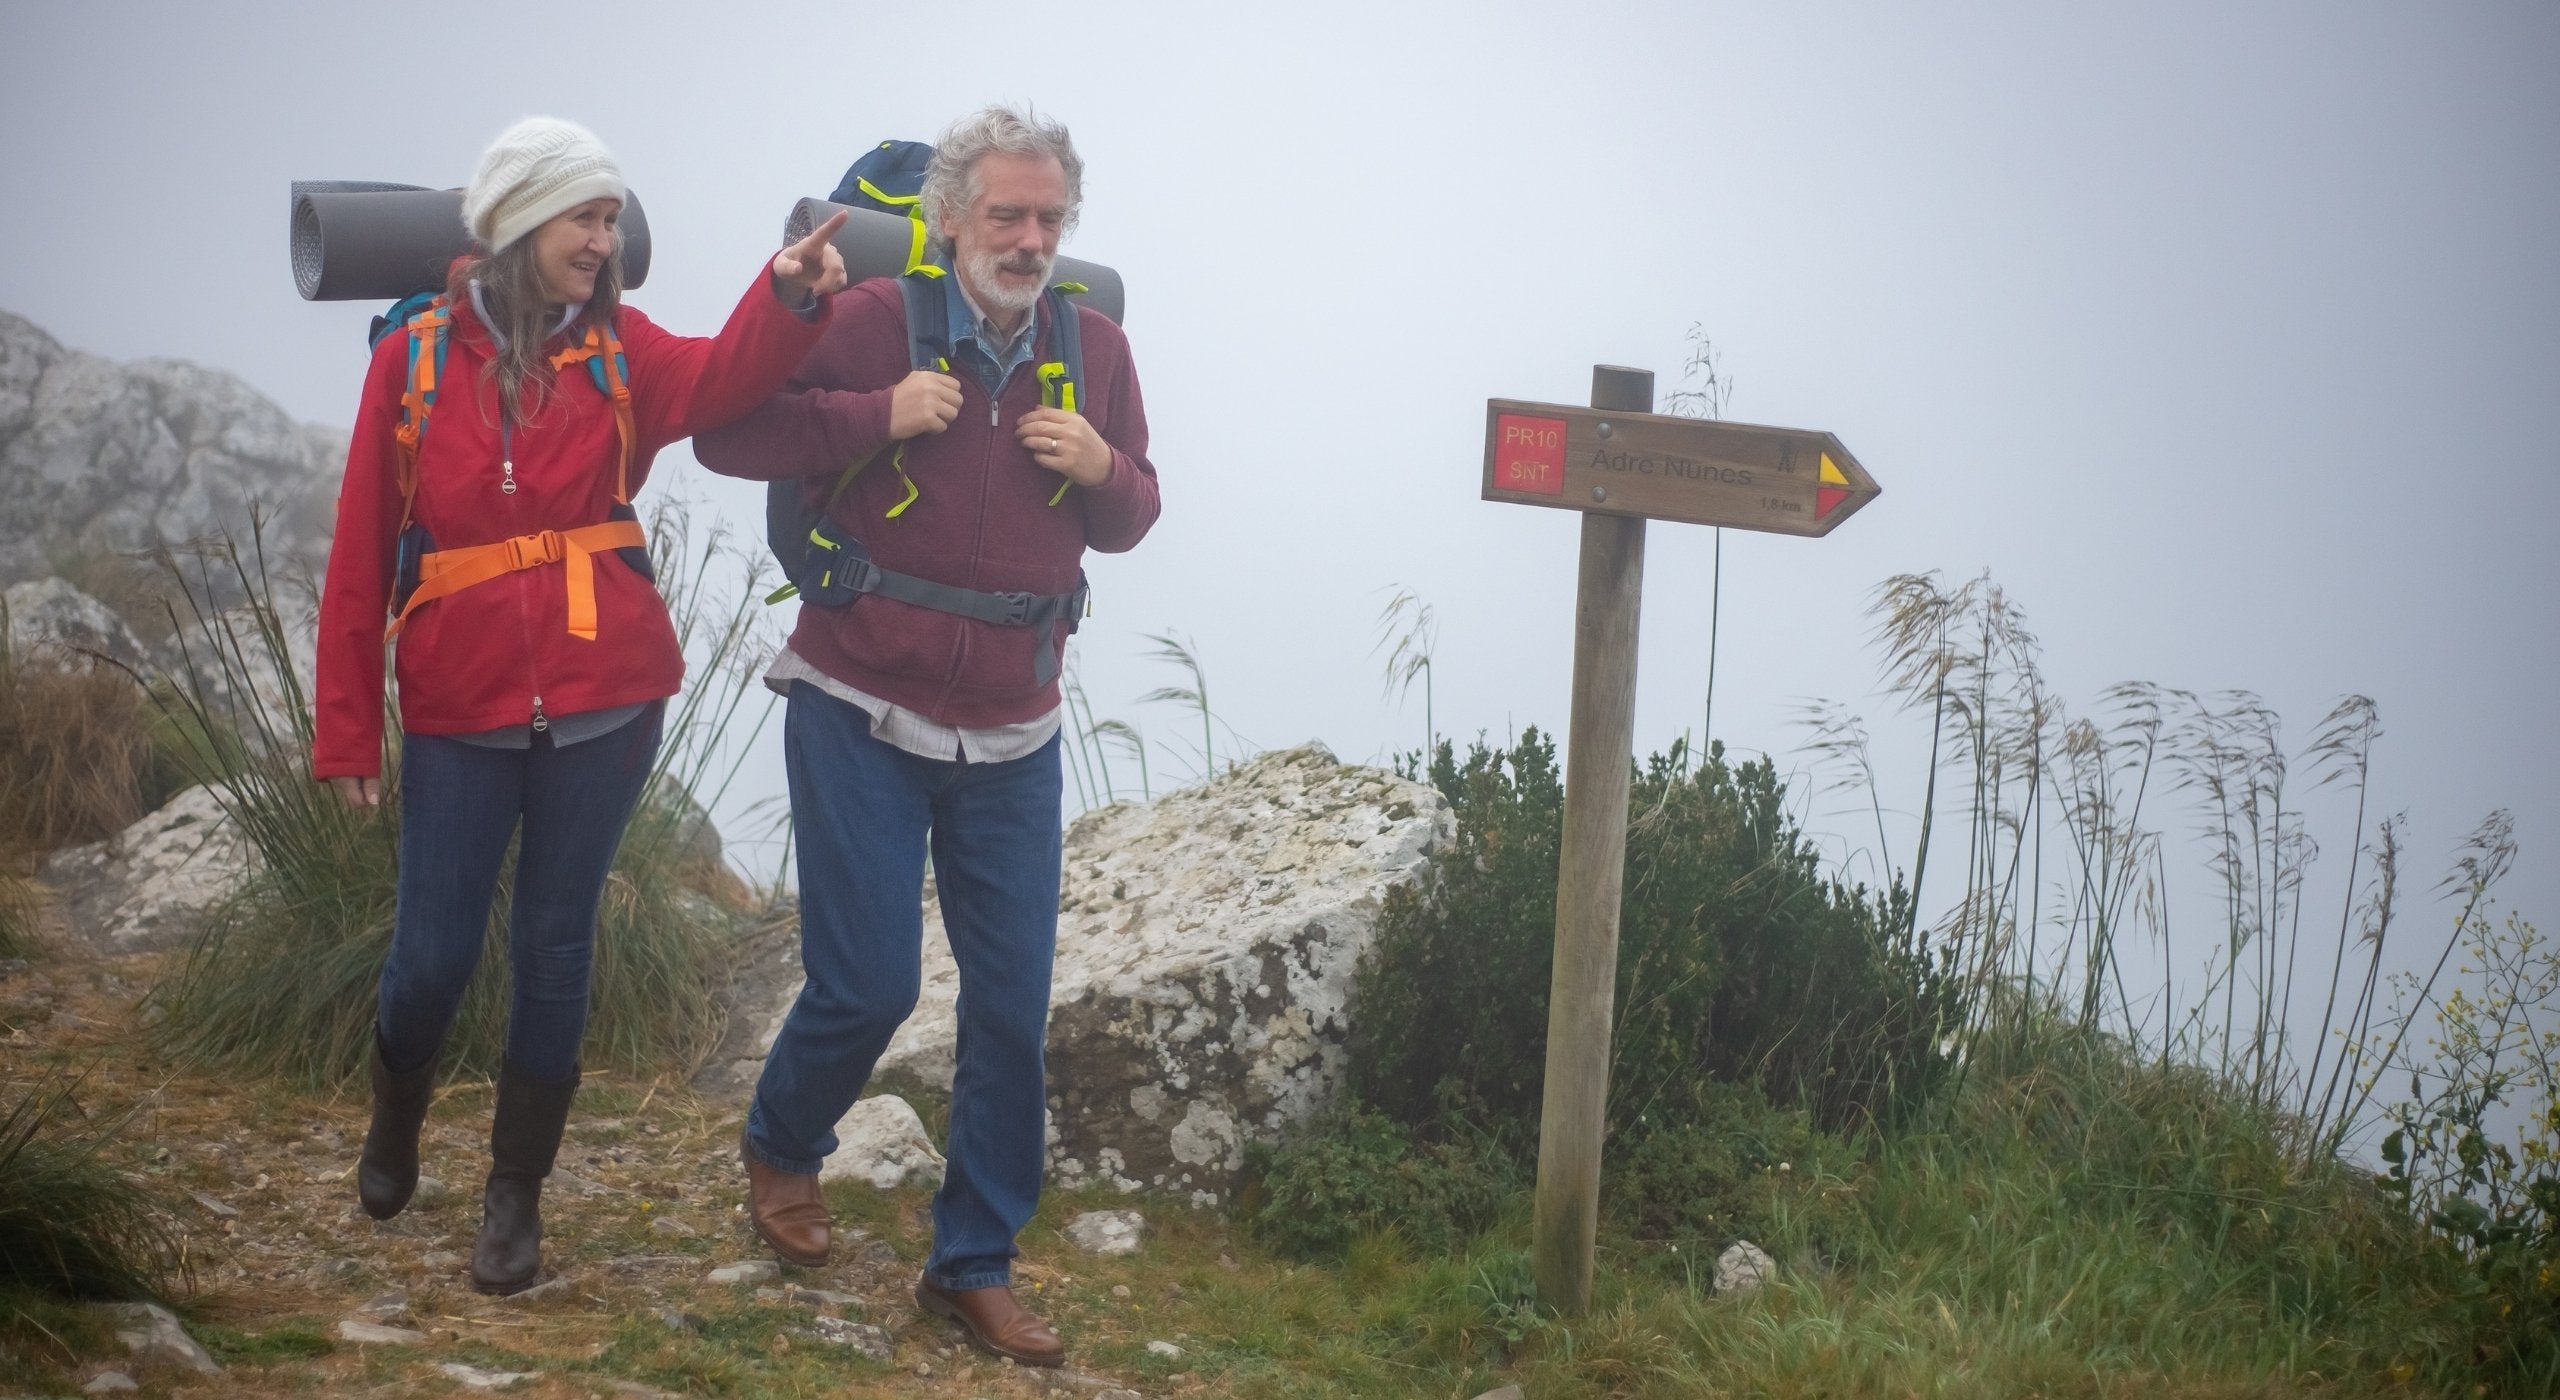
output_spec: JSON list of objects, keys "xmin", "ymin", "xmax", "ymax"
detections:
[
  {"xmin": 783, "ymin": 197, "xmax": 1123, "ymax": 325},
  {"xmin": 290, "ymin": 181, "xmax": 653, "ymax": 301}
]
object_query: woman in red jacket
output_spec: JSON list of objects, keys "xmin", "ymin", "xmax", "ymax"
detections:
[{"xmin": 310, "ymin": 116, "xmax": 845, "ymax": 1295}]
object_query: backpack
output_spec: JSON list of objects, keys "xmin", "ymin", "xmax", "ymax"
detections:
[
  {"xmin": 762, "ymin": 141, "xmax": 1093, "ymax": 686},
  {"xmin": 370, "ymin": 296, "xmax": 655, "ymax": 644}
]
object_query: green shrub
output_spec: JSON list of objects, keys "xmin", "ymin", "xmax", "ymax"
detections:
[
  {"xmin": 146, "ymin": 509, "xmax": 764, "ymax": 1086},
  {"xmin": 1246, "ymin": 1106, "xmax": 1520, "ymax": 1261},
  {"xmin": 1604, "ymin": 1079, "xmax": 1851, "ymax": 1246},
  {"xmin": 1346, "ymin": 731, "xmax": 1951, "ymax": 1159}
]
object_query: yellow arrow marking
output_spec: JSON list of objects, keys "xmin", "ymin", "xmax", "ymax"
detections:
[{"xmin": 1819, "ymin": 453, "xmax": 1848, "ymax": 487}]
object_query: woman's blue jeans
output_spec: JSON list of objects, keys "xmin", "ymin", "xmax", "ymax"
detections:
[
  {"xmin": 745, "ymin": 682, "xmax": 1062, "ymax": 1292},
  {"xmin": 373, "ymin": 706, "xmax": 663, "ymax": 1082}
]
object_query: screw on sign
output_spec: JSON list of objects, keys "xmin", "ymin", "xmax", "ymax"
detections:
[{"xmin": 1480, "ymin": 368, "xmax": 1881, "ymax": 1316}]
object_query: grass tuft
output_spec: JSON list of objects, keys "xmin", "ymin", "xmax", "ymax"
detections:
[
  {"xmin": 0, "ymin": 1066, "xmax": 184, "ymax": 1305},
  {"xmin": 145, "ymin": 504, "xmax": 766, "ymax": 1086}
]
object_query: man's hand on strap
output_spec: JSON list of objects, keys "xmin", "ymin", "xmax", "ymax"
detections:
[
  {"xmin": 328, "ymin": 775, "xmax": 382, "ymax": 809},
  {"xmin": 770, "ymin": 211, "xmax": 851, "ymax": 300},
  {"xmin": 890, "ymin": 370, "xmax": 964, "ymax": 439},
  {"xmin": 1017, "ymin": 407, "xmax": 1112, "ymax": 488}
]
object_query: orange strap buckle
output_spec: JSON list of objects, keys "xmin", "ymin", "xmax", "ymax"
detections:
[{"xmin": 385, "ymin": 519, "xmax": 646, "ymax": 643}]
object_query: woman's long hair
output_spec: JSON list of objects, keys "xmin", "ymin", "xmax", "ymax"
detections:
[{"xmin": 444, "ymin": 232, "xmax": 624, "ymax": 427}]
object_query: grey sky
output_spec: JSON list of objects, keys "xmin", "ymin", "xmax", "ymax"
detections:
[{"xmin": 5, "ymin": 2, "xmax": 2554, "ymax": 974}]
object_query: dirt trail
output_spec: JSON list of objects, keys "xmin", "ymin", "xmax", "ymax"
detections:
[{"xmin": 3, "ymin": 924, "xmax": 1177, "ymax": 1398}]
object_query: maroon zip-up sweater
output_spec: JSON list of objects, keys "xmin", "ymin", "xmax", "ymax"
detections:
[{"xmin": 694, "ymin": 276, "xmax": 1160, "ymax": 726}]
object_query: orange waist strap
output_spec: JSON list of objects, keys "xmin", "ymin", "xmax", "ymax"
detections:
[{"xmin": 384, "ymin": 519, "xmax": 646, "ymax": 642}]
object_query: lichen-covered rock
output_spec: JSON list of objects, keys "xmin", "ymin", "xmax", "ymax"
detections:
[
  {"xmin": 714, "ymin": 743, "xmax": 1450, "ymax": 1205},
  {"xmin": 1715, "ymin": 1240, "xmax": 1776, "ymax": 1294},
  {"xmin": 39, "ymin": 785, "xmax": 257, "ymax": 954},
  {"xmin": 1064, "ymin": 1209, "xmax": 1145, "ymax": 1255},
  {"xmin": 0, "ymin": 310, "xmax": 340, "ymax": 590},
  {"xmin": 4, "ymin": 577, "xmax": 150, "ymax": 670}
]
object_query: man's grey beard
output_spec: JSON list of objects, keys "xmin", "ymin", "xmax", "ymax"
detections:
[{"xmin": 961, "ymin": 246, "xmax": 1052, "ymax": 316}]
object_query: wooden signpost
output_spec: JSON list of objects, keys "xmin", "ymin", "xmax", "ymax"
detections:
[{"xmin": 1490, "ymin": 368, "xmax": 1880, "ymax": 1315}]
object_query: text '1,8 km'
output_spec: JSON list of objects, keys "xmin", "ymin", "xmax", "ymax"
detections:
[{"xmin": 1483, "ymin": 398, "xmax": 1880, "ymax": 536}]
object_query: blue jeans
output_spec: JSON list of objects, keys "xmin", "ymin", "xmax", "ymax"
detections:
[
  {"xmin": 746, "ymin": 682, "xmax": 1062, "ymax": 1291},
  {"xmin": 374, "ymin": 706, "xmax": 663, "ymax": 1082}
]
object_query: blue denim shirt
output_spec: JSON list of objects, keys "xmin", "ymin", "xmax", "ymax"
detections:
[{"xmin": 944, "ymin": 274, "xmax": 1038, "ymax": 397}]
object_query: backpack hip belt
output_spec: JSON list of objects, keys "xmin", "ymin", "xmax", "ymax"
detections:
[
  {"xmin": 802, "ymin": 529, "xmax": 1089, "ymax": 687},
  {"xmin": 385, "ymin": 518, "xmax": 647, "ymax": 642}
]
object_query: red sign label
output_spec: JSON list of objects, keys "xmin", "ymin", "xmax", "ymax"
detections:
[{"xmin": 1494, "ymin": 413, "xmax": 1568, "ymax": 496}]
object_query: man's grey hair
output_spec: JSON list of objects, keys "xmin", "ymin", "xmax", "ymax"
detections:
[{"xmin": 919, "ymin": 105, "xmax": 1083, "ymax": 242}]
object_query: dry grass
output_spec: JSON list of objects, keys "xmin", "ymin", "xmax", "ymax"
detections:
[{"xmin": 0, "ymin": 645, "xmax": 161, "ymax": 856}]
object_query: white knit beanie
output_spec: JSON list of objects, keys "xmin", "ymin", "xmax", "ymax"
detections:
[{"xmin": 461, "ymin": 117, "xmax": 625, "ymax": 254}]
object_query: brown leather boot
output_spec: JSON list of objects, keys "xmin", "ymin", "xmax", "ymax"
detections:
[
  {"xmin": 915, "ymin": 1277, "xmax": 1066, "ymax": 1368},
  {"xmin": 739, "ymin": 1124, "xmax": 830, "ymax": 1267}
]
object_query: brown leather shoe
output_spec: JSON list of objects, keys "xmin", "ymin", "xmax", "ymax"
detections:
[
  {"xmin": 915, "ymin": 1276, "xmax": 1066, "ymax": 1367},
  {"xmin": 739, "ymin": 1124, "xmax": 830, "ymax": 1268}
]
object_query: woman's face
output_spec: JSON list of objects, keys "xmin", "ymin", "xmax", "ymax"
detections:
[{"xmin": 531, "ymin": 198, "xmax": 620, "ymax": 306}]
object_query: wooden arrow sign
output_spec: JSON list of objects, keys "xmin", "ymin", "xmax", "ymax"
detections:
[{"xmin": 1482, "ymin": 398, "xmax": 1880, "ymax": 536}]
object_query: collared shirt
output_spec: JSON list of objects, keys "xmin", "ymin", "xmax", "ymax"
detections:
[
  {"xmin": 764, "ymin": 646, "xmax": 1061, "ymax": 763},
  {"xmin": 760, "ymin": 274, "xmax": 1064, "ymax": 764},
  {"xmin": 945, "ymin": 274, "xmax": 1038, "ymax": 396}
]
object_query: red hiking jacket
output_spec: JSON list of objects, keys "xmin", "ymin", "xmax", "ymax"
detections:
[
  {"xmin": 310, "ymin": 268, "xmax": 830, "ymax": 780},
  {"xmin": 693, "ymin": 276, "xmax": 1160, "ymax": 727}
]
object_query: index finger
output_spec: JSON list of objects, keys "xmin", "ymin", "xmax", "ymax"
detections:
[{"xmin": 795, "ymin": 210, "xmax": 850, "ymax": 253}]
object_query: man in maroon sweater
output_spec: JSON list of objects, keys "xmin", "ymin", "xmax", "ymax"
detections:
[{"xmin": 695, "ymin": 107, "xmax": 1158, "ymax": 1367}]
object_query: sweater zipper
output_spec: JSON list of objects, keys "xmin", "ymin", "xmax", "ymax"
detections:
[{"xmin": 502, "ymin": 411, "xmax": 545, "ymax": 731}]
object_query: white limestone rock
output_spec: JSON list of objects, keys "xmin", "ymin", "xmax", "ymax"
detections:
[
  {"xmin": 1064, "ymin": 1209, "xmax": 1145, "ymax": 1256},
  {"xmin": 1715, "ymin": 1240, "xmax": 1776, "ymax": 1295},
  {"xmin": 818, "ymin": 1094, "xmax": 945, "ymax": 1190},
  {"xmin": 94, "ymin": 1301, "xmax": 221, "ymax": 1375},
  {"xmin": 4, "ymin": 577, "xmax": 150, "ymax": 670},
  {"xmin": 39, "ymin": 785, "xmax": 257, "ymax": 955}
]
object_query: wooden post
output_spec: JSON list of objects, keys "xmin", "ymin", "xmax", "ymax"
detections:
[{"xmin": 1530, "ymin": 364, "xmax": 1652, "ymax": 1314}]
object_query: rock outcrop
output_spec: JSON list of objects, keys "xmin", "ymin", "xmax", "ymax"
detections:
[
  {"xmin": 3, "ymin": 577, "xmax": 152, "ymax": 671},
  {"xmin": 708, "ymin": 743, "xmax": 1452, "ymax": 1205},
  {"xmin": 40, "ymin": 786, "xmax": 256, "ymax": 956},
  {"xmin": 0, "ymin": 310, "xmax": 341, "ymax": 589}
]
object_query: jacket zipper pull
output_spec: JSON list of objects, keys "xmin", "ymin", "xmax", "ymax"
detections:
[
  {"xmin": 501, "ymin": 459, "xmax": 518, "ymax": 495},
  {"xmin": 989, "ymin": 404, "xmax": 999, "ymax": 428},
  {"xmin": 530, "ymin": 695, "xmax": 548, "ymax": 733}
]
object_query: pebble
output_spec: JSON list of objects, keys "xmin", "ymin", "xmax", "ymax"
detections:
[
  {"xmin": 708, "ymin": 1259, "xmax": 779, "ymax": 1285},
  {"xmin": 421, "ymin": 1250, "xmax": 466, "ymax": 1272},
  {"xmin": 648, "ymin": 1215, "xmax": 695, "ymax": 1237},
  {"xmin": 1063, "ymin": 1209, "xmax": 1146, "ymax": 1256},
  {"xmin": 657, "ymin": 1308, "xmax": 706, "ymax": 1334},
  {"xmin": 1146, "ymin": 1339, "xmax": 1182, "ymax": 1359},
  {"xmin": 189, "ymin": 1191, "xmax": 239, "ymax": 1219},
  {"xmin": 504, "ymin": 1277, "xmax": 571, "ymax": 1303},
  {"xmin": 411, "ymin": 1173, "xmax": 450, "ymax": 1206},
  {"xmin": 809, "ymin": 1315, "xmax": 896, "ymax": 1361},
  {"xmin": 335, "ymin": 1318, "xmax": 428, "ymax": 1345},
  {"xmin": 438, "ymin": 1361, "xmax": 539, "ymax": 1390},
  {"xmin": 1110, "ymin": 1284, "xmax": 1132, "ymax": 1300},
  {"xmin": 82, "ymin": 1373, "xmax": 139, "ymax": 1394},
  {"xmin": 354, "ymin": 1289, "xmax": 410, "ymax": 1321}
]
